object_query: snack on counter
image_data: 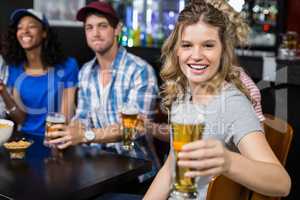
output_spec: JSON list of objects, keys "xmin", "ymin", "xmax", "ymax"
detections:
[{"xmin": 3, "ymin": 139, "xmax": 33, "ymax": 159}]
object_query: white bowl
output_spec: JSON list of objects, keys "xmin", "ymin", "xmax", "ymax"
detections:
[{"xmin": 0, "ymin": 119, "xmax": 14, "ymax": 146}]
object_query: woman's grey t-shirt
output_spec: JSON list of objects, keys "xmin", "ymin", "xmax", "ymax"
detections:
[{"xmin": 183, "ymin": 85, "xmax": 263, "ymax": 200}]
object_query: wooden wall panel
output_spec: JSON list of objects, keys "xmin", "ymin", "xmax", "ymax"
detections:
[{"xmin": 287, "ymin": 0, "xmax": 300, "ymax": 34}]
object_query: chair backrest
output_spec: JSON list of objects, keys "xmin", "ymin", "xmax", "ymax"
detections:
[
  {"xmin": 250, "ymin": 114, "xmax": 293, "ymax": 200},
  {"xmin": 263, "ymin": 114, "xmax": 293, "ymax": 165},
  {"xmin": 206, "ymin": 175, "xmax": 250, "ymax": 200}
]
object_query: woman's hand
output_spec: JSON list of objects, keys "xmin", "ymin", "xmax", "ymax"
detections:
[{"xmin": 177, "ymin": 139, "xmax": 232, "ymax": 178}]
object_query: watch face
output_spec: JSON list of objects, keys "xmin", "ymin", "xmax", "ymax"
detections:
[{"xmin": 85, "ymin": 130, "xmax": 95, "ymax": 141}]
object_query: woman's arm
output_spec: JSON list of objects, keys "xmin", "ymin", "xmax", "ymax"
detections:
[
  {"xmin": 226, "ymin": 132, "xmax": 291, "ymax": 196},
  {"xmin": 178, "ymin": 132, "xmax": 291, "ymax": 197},
  {"xmin": 0, "ymin": 84, "xmax": 26, "ymax": 123},
  {"xmin": 60, "ymin": 87, "xmax": 76, "ymax": 123},
  {"xmin": 143, "ymin": 153, "xmax": 172, "ymax": 200}
]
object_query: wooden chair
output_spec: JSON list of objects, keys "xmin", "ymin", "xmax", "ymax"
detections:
[
  {"xmin": 250, "ymin": 114, "xmax": 293, "ymax": 200},
  {"xmin": 262, "ymin": 114, "xmax": 293, "ymax": 165},
  {"xmin": 206, "ymin": 175, "xmax": 250, "ymax": 200}
]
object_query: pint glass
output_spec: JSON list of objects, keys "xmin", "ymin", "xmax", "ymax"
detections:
[
  {"xmin": 121, "ymin": 104, "xmax": 139, "ymax": 151},
  {"xmin": 45, "ymin": 112, "xmax": 66, "ymax": 158},
  {"xmin": 170, "ymin": 103, "xmax": 205, "ymax": 200}
]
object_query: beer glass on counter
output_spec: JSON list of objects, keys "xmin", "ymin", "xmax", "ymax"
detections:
[
  {"xmin": 121, "ymin": 103, "xmax": 139, "ymax": 151},
  {"xmin": 45, "ymin": 112, "xmax": 66, "ymax": 158},
  {"xmin": 169, "ymin": 102, "xmax": 205, "ymax": 200}
]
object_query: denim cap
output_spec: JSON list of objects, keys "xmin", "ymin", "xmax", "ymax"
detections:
[
  {"xmin": 10, "ymin": 8, "xmax": 49, "ymax": 27},
  {"xmin": 76, "ymin": 1, "xmax": 119, "ymax": 24}
]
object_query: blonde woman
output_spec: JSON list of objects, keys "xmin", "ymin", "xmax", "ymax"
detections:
[{"xmin": 144, "ymin": 0, "xmax": 290, "ymax": 199}]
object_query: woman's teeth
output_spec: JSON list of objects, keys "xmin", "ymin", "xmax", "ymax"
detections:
[
  {"xmin": 188, "ymin": 64, "xmax": 208, "ymax": 70},
  {"xmin": 21, "ymin": 37, "xmax": 32, "ymax": 42}
]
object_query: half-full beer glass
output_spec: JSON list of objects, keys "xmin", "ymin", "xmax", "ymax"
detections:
[
  {"xmin": 121, "ymin": 103, "xmax": 138, "ymax": 151},
  {"xmin": 45, "ymin": 112, "xmax": 66, "ymax": 158},
  {"xmin": 170, "ymin": 103, "xmax": 205, "ymax": 200}
]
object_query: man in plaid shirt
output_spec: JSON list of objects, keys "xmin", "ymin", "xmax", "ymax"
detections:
[{"xmin": 46, "ymin": 1, "xmax": 159, "ymax": 180}]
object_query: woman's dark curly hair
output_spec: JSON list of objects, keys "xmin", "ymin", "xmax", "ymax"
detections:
[
  {"xmin": 0, "ymin": 32, "xmax": 3, "ymax": 54},
  {"xmin": 1, "ymin": 16, "xmax": 65, "ymax": 67}
]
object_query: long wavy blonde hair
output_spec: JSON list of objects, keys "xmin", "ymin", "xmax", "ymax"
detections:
[{"xmin": 160, "ymin": 0, "xmax": 251, "ymax": 110}]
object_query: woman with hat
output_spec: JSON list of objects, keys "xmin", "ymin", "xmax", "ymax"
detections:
[{"xmin": 1, "ymin": 9, "xmax": 79, "ymax": 136}]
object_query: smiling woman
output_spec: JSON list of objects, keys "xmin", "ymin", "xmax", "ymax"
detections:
[
  {"xmin": 144, "ymin": 0, "xmax": 291, "ymax": 199},
  {"xmin": 16, "ymin": 16, "xmax": 47, "ymax": 52},
  {"xmin": 177, "ymin": 19, "xmax": 222, "ymax": 90},
  {"xmin": 1, "ymin": 9, "xmax": 79, "ymax": 136}
]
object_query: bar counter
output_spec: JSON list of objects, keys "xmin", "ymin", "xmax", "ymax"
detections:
[{"xmin": 0, "ymin": 135, "xmax": 151, "ymax": 200}]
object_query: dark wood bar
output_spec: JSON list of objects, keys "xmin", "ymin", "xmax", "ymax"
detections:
[{"xmin": 0, "ymin": 136, "xmax": 151, "ymax": 200}]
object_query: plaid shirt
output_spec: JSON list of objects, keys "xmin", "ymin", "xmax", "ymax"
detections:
[{"xmin": 74, "ymin": 47, "xmax": 159, "ymax": 180}]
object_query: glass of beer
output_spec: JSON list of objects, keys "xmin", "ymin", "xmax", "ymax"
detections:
[
  {"xmin": 121, "ymin": 103, "xmax": 139, "ymax": 151},
  {"xmin": 169, "ymin": 102, "xmax": 205, "ymax": 200},
  {"xmin": 45, "ymin": 112, "xmax": 66, "ymax": 159}
]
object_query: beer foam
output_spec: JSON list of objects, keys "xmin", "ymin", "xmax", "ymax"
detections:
[
  {"xmin": 46, "ymin": 115, "xmax": 66, "ymax": 124},
  {"xmin": 171, "ymin": 103, "xmax": 204, "ymax": 124},
  {"xmin": 121, "ymin": 105, "xmax": 139, "ymax": 115}
]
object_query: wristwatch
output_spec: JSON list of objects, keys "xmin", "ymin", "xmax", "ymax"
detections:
[{"xmin": 84, "ymin": 129, "xmax": 96, "ymax": 142}]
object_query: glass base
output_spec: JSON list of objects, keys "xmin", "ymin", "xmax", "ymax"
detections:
[
  {"xmin": 45, "ymin": 148, "xmax": 64, "ymax": 163},
  {"xmin": 51, "ymin": 148, "xmax": 64, "ymax": 158},
  {"xmin": 169, "ymin": 189, "xmax": 198, "ymax": 200},
  {"xmin": 122, "ymin": 142, "xmax": 134, "ymax": 151}
]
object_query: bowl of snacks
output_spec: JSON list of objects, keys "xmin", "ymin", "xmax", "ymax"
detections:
[
  {"xmin": 0, "ymin": 119, "xmax": 14, "ymax": 146},
  {"xmin": 3, "ymin": 139, "xmax": 33, "ymax": 159}
]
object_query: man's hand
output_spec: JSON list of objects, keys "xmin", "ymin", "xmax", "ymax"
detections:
[{"xmin": 45, "ymin": 120, "xmax": 85, "ymax": 149}]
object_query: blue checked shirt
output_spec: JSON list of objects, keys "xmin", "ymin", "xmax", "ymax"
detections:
[{"xmin": 74, "ymin": 47, "xmax": 159, "ymax": 180}]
